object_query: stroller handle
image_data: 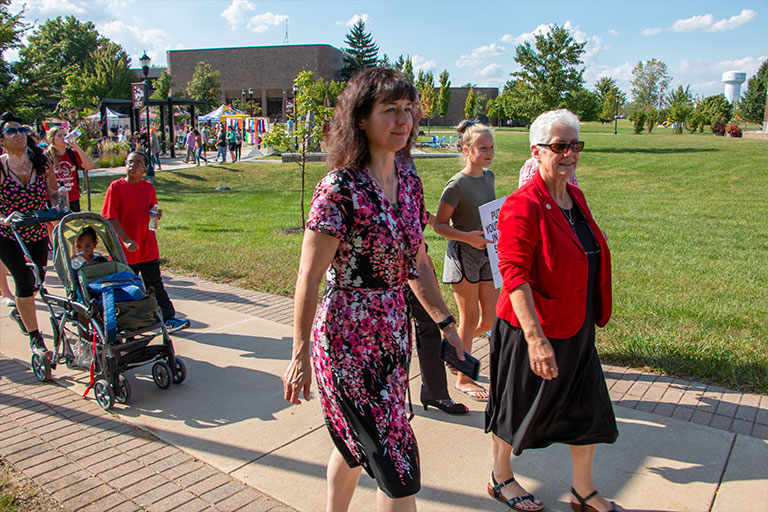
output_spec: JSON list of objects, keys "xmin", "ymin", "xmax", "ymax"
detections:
[{"xmin": 6, "ymin": 208, "xmax": 68, "ymax": 228}]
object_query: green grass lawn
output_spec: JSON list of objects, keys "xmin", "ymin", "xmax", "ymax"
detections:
[{"xmin": 85, "ymin": 121, "xmax": 768, "ymax": 392}]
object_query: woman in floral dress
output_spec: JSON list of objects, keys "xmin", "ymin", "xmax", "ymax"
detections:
[{"xmin": 283, "ymin": 67, "xmax": 464, "ymax": 512}]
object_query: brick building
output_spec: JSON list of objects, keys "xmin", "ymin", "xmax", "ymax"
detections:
[{"xmin": 167, "ymin": 44, "xmax": 345, "ymax": 119}]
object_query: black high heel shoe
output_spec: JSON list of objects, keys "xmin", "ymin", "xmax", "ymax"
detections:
[{"xmin": 422, "ymin": 398, "xmax": 469, "ymax": 415}]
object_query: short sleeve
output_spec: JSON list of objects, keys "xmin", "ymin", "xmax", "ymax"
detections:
[
  {"xmin": 439, "ymin": 178, "xmax": 462, "ymax": 208},
  {"xmin": 101, "ymin": 181, "xmax": 119, "ymax": 220},
  {"xmin": 306, "ymin": 170, "xmax": 354, "ymax": 241}
]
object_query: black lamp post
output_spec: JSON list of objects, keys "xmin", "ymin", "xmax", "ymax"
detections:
[
  {"xmin": 248, "ymin": 88, "xmax": 253, "ymax": 116},
  {"xmin": 140, "ymin": 51, "xmax": 151, "ymax": 154},
  {"xmin": 241, "ymin": 88, "xmax": 246, "ymax": 110},
  {"xmin": 613, "ymin": 96, "xmax": 619, "ymax": 135}
]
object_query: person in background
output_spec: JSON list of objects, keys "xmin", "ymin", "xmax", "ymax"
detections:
[
  {"xmin": 0, "ymin": 112, "xmax": 61, "ymax": 357},
  {"xmin": 46, "ymin": 126, "xmax": 95, "ymax": 212},
  {"xmin": 235, "ymin": 127, "xmax": 243, "ymax": 160},
  {"xmin": 215, "ymin": 124, "xmax": 227, "ymax": 163},
  {"xmin": 518, "ymin": 156, "xmax": 578, "ymax": 189},
  {"xmin": 150, "ymin": 128, "xmax": 162, "ymax": 174},
  {"xmin": 183, "ymin": 127, "xmax": 196, "ymax": 164},
  {"xmin": 485, "ymin": 109, "xmax": 620, "ymax": 512},
  {"xmin": 193, "ymin": 129, "xmax": 207, "ymax": 165},
  {"xmin": 100, "ymin": 150, "xmax": 190, "ymax": 333},
  {"xmin": 433, "ymin": 121, "xmax": 498, "ymax": 402},
  {"xmin": 227, "ymin": 125, "xmax": 238, "ymax": 162}
]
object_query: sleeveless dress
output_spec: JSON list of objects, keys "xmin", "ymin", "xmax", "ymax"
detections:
[
  {"xmin": 0, "ymin": 161, "xmax": 48, "ymax": 243},
  {"xmin": 307, "ymin": 161, "xmax": 426, "ymax": 499}
]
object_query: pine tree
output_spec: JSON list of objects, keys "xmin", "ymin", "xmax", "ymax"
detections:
[
  {"xmin": 738, "ymin": 60, "xmax": 768, "ymax": 125},
  {"xmin": 341, "ymin": 19, "xmax": 379, "ymax": 80}
]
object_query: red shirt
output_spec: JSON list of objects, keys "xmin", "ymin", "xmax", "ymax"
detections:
[
  {"xmin": 495, "ymin": 172, "xmax": 612, "ymax": 338},
  {"xmin": 55, "ymin": 149, "xmax": 81, "ymax": 202},
  {"xmin": 101, "ymin": 178, "xmax": 159, "ymax": 265}
]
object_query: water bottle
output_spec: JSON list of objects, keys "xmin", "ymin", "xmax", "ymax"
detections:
[
  {"xmin": 64, "ymin": 127, "xmax": 82, "ymax": 145},
  {"xmin": 148, "ymin": 204, "xmax": 159, "ymax": 231},
  {"xmin": 71, "ymin": 252, "xmax": 85, "ymax": 270},
  {"xmin": 57, "ymin": 185, "xmax": 69, "ymax": 212}
]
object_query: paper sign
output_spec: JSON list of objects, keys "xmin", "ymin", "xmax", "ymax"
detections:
[{"xmin": 478, "ymin": 196, "xmax": 508, "ymax": 289}]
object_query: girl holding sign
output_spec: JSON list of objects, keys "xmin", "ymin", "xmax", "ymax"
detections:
[{"xmin": 434, "ymin": 120, "xmax": 498, "ymax": 401}]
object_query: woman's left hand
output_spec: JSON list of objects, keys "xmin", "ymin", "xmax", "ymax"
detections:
[{"xmin": 528, "ymin": 337, "xmax": 559, "ymax": 380}]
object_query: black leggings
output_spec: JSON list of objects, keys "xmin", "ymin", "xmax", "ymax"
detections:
[{"xmin": 0, "ymin": 235, "xmax": 48, "ymax": 297}]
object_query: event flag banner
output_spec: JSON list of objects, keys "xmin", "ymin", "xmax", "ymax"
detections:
[
  {"xmin": 132, "ymin": 83, "xmax": 145, "ymax": 109},
  {"xmin": 478, "ymin": 196, "xmax": 508, "ymax": 289}
]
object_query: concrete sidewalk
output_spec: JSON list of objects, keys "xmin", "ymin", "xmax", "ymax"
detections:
[{"xmin": 1, "ymin": 272, "xmax": 767, "ymax": 511}]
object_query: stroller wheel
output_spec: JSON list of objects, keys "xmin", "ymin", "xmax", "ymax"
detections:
[
  {"xmin": 152, "ymin": 361, "xmax": 172, "ymax": 389},
  {"xmin": 93, "ymin": 379, "xmax": 115, "ymax": 410},
  {"xmin": 171, "ymin": 357, "xmax": 186, "ymax": 384},
  {"xmin": 31, "ymin": 353, "xmax": 51, "ymax": 382},
  {"xmin": 115, "ymin": 375, "xmax": 132, "ymax": 404}
]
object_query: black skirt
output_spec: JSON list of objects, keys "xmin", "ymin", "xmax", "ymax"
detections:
[{"xmin": 485, "ymin": 208, "xmax": 618, "ymax": 455}]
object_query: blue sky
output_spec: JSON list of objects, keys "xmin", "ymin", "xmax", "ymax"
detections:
[{"xmin": 8, "ymin": 0, "xmax": 767, "ymax": 99}]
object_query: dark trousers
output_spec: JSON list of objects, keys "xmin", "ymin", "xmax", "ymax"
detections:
[
  {"xmin": 0, "ymin": 236, "xmax": 48, "ymax": 297},
  {"xmin": 408, "ymin": 289, "xmax": 450, "ymax": 401},
  {"xmin": 129, "ymin": 259, "xmax": 175, "ymax": 321}
]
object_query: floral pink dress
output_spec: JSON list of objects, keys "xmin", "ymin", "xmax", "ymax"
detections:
[{"xmin": 307, "ymin": 161, "xmax": 426, "ymax": 498}]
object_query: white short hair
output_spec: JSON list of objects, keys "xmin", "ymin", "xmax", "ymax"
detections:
[{"xmin": 529, "ymin": 109, "xmax": 580, "ymax": 146}]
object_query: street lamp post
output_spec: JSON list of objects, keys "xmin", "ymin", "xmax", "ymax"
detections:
[
  {"xmin": 614, "ymin": 97, "xmax": 619, "ymax": 135},
  {"xmin": 248, "ymin": 88, "xmax": 253, "ymax": 116},
  {"xmin": 241, "ymin": 89, "xmax": 246, "ymax": 110},
  {"xmin": 139, "ymin": 51, "xmax": 151, "ymax": 164}
]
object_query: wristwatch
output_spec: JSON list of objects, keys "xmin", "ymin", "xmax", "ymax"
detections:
[{"xmin": 437, "ymin": 315, "xmax": 456, "ymax": 330}]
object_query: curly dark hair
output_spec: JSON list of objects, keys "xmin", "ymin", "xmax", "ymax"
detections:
[
  {"xmin": 0, "ymin": 111, "xmax": 48, "ymax": 173},
  {"xmin": 326, "ymin": 67, "xmax": 417, "ymax": 173}
]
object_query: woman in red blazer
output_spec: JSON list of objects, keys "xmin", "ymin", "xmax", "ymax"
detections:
[{"xmin": 484, "ymin": 109, "xmax": 623, "ymax": 512}]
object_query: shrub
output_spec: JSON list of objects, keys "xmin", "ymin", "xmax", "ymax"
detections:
[
  {"xmin": 631, "ymin": 111, "xmax": 646, "ymax": 134},
  {"xmin": 711, "ymin": 120, "xmax": 727, "ymax": 134},
  {"xmin": 726, "ymin": 122, "xmax": 742, "ymax": 137},
  {"xmin": 96, "ymin": 151, "xmax": 127, "ymax": 168}
]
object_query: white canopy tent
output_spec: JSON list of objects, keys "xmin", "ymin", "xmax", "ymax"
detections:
[{"xmin": 86, "ymin": 107, "xmax": 129, "ymax": 132}]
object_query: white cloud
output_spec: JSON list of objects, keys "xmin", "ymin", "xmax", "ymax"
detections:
[
  {"xmin": 221, "ymin": 0, "xmax": 257, "ymax": 29},
  {"xmin": 478, "ymin": 63, "xmax": 503, "ymax": 78},
  {"xmin": 455, "ymin": 43, "xmax": 505, "ymax": 67},
  {"xmin": 609, "ymin": 29, "xmax": 620, "ymax": 37},
  {"xmin": 98, "ymin": 19, "xmax": 170, "ymax": 66},
  {"xmin": 678, "ymin": 55, "xmax": 766, "ymax": 76},
  {"xmin": 412, "ymin": 55, "xmax": 436, "ymax": 73},
  {"xmin": 246, "ymin": 12, "xmax": 288, "ymax": 33},
  {"xmin": 500, "ymin": 24, "xmax": 549, "ymax": 45},
  {"xmin": 672, "ymin": 9, "xmax": 757, "ymax": 32},
  {"xmin": 11, "ymin": 0, "xmax": 86, "ymax": 15},
  {"xmin": 336, "ymin": 13, "xmax": 371, "ymax": 27},
  {"xmin": 642, "ymin": 27, "xmax": 662, "ymax": 36}
]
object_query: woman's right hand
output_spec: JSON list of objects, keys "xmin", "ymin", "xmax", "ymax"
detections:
[
  {"xmin": 466, "ymin": 230, "xmax": 492, "ymax": 250},
  {"xmin": 283, "ymin": 353, "xmax": 312, "ymax": 405},
  {"xmin": 527, "ymin": 336, "xmax": 559, "ymax": 380}
]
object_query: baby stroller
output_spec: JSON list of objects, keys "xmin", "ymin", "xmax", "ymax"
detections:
[{"xmin": 11, "ymin": 211, "xmax": 186, "ymax": 410}]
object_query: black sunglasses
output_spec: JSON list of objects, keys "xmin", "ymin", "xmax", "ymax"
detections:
[
  {"xmin": 2, "ymin": 127, "xmax": 29, "ymax": 137},
  {"xmin": 537, "ymin": 141, "xmax": 585, "ymax": 153}
]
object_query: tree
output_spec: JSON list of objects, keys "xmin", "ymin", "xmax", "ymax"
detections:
[
  {"xmin": 499, "ymin": 79, "xmax": 542, "ymax": 124},
  {"xmin": 17, "ymin": 16, "xmax": 102, "ymax": 98},
  {"xmin": 486, "ymin": 97, "xmax": 501, "ymax": 126},
  {"xmin": 185, "ymin": 62, "xmax": 222, "ymax": 110},
  {"xmin": 738, "ymin": 60, "xmax": 768, "ymax": 124},
  {"xmin": 464, "ymin": 87, "xmax": 477, "ymax": 119},
  {"xmin": 0, "ymin": 0, "xmax": 30, "ymax": 114},
  {"xmin": 594, "ymin": 77, "xmax": 627, "ymax": 122},
  {"xmin": 437, "ymin": 70, "xmax": 451, "ymax": 126},
  {"xmin": 341, "ymin": 19, "xmax": 379, "ymax": 80},
  {"xmin": 631, "ymin": 59, "xmax": 671, "ymax": 110},
  {"xmin": 263, "ymin": 71, "xmax": 335, "ymax": 227},
  {"xmin": 698, "ymin": 94, "xmax": 732, "ymax": 126},
  {"xmin": 415, "ymin": 70, "xmax": 437, "ymax": 133},
  {"xmin": 58, "ymin": 41, "xmax": 133, "ymax": 117},
  {"xmin": 511, "ymin": 25, "xmax": 586, "ymax": 115},
  {"xmin": 151, "ymin": 69, "xmax": 174, "ymax": 100},
  {"xmin": 402, "ymin": 57, "xmax": 414, "ymax": 84},
  {"xmin": 666, "ymin": 85, "xmax": 693, "ymax": 134},
  {"xmin": 565, "ymin": 87, "xmax": 600, "ymax": 121}
]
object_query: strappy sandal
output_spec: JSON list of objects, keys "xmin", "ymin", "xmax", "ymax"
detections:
[
  {"xmin": 487, "ymin": 472, "xmax": 543, "ymax": 511},
  {"xmin": 570, "ymin": 487, "xmax": 620, "ymax": 512}
]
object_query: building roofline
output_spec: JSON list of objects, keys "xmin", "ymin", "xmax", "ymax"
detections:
[{"xmin": 167, "ymin": 43, "xmax": 342, "ymax": 53}]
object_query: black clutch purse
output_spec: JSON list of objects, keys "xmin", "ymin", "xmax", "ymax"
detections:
[{"xmin": 440, "ymin": 338, "xmax": 480, "ymax": 381}]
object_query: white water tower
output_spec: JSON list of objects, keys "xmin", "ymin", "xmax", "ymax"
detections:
[{"xmin": 722, "ymin": 71, "xmax": 747, "ymax": 104}]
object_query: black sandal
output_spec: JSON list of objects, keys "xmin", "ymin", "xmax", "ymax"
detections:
[
  {"xmin": 570, "ymin": 487, "xmax": 620, "ymax": 512},
  {"xmin": 422, "ymin": 398, "xmax": 469, "ymax": 415},
  {"xmin": 488, "ymin": 472, "xmax": 543, "ymax": 511}
]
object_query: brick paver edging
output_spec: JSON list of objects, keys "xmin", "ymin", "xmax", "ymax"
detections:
[
  {"xmin": 163, "ymin": 272, "xmax": 768, "ymax": 441},
  {"xmin": 0, "ymin": 356, "xmax": 295, "ymax": 512}
]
